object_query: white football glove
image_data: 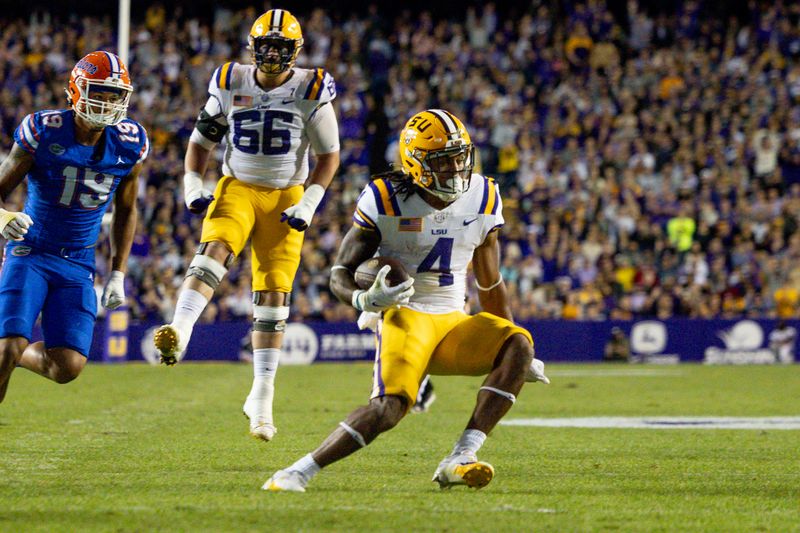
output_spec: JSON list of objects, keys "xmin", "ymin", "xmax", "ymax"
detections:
[
  {"xmin": 525, "ymin": 357, "xmax": 550, "ymax": 384},
  {"xmin": 183, "ymin": 171, "xmax": 214, "ymax": 214},
  {"xmin": 101, "ymin": 270, "xmax": 126, "ymax": 310},
  {"xmin": 352, "ymin": 265, "xmax": 415, "ymax": 313},
  {"xmin": 0, "ymin": 208, "xmax": 33, "ymax": 241},
  {"xmin": 280, "ymin": 184, "xmax": 325, "ymax": 232}
]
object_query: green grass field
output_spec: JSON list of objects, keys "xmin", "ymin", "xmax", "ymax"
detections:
[{"xmin": 1, "ymin": 363, "xmax": 799, "ymax": 532}]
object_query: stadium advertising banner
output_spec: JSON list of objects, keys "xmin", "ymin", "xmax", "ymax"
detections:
[{"xmin": 62, "ymin": 317, "xmax": 800, "ymax": 365}]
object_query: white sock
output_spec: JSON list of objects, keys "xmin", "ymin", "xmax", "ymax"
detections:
[
  {"xmin": 252, "ymin": 347, "xmax": 280, "ymax": 383},
  {"xmin": 171, "ymin": 288, "xmax": 209, "ymax": 333},
  {"xmin": 452, "ymin": 429, "xmax": 487, "ymax": 457},
  {"xmin": 288, "ymin": 453, "xmax": 321, "ymax": 481},
  {"xmin": 246, "ymin": 348, "xmax": 280, "ymax": 420}
]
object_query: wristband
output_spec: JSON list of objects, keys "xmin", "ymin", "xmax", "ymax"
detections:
[{"xmin": 351, "ymin": 289, "xmax": 366, "ymax": 311}]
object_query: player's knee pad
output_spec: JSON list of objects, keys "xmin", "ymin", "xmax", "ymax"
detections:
[
  {"xmin": 479, "ymin": 386, "xmax": 516, "ymax": 404},
  {"xmin": 252, "ymin": 291, "xmax": 291, "ymax": 306},
  {"xmin": 253, "ymin": 305, "xmax": 290, "ymax": 333},
  {"xmin": 186, "ymin": 254, "xmax": 228, "ymax": 290}
]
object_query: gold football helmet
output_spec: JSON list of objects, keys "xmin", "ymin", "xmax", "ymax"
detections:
[
  {"xmin": 399, "ymin": 109, "xmax": 474, "ymax": 202},
  {"xmin": 249, "ymin": 9, "xmax": 303, "ymax": 74}
]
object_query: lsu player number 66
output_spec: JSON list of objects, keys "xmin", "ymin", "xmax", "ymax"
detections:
[
  {"xmin": 263, "ymin": 109, "xmax": 548, "ymax": 493},
  {"xmin": 153, "ymin": 9, "xmax": 340, "ymax": 443}
]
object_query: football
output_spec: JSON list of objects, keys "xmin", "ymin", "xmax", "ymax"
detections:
[{"xmin": 354, "ymin": 256, "xmax": 410, "ymax": 289}]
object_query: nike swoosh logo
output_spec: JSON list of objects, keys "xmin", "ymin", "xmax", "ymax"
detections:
[
  {"xmin": 281, "ymin": 99, "xmax": 295, "ymax": 104},
  {"xmin": 463, "ymin": 218, "xmax": 478, "ymax": 226}
]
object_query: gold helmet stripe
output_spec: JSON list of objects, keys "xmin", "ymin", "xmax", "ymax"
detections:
[{"xmin": 428, "ymin": 108, "xmax": 457, "ymax": 134}]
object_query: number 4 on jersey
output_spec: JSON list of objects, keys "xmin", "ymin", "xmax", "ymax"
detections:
[{"xmin": 417, "ymin": 237, "xmax": 454, "ymax": 286}]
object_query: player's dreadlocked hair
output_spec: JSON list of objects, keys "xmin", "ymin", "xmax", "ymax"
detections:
[{"xmin": 370, "ymin": 169, "xmax": 418, "ymax": 201}]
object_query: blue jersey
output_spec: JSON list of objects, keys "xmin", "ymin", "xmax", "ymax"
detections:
[{"xmin": 13, "ymin": 109, "xmax": 149, "ymax": 250}]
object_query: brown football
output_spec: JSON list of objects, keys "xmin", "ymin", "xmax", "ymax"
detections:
[{"xmin": 354, "ymin": 256, "xmax": 410, "ymax": 289}]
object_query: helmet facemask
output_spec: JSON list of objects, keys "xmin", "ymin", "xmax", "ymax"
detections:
[
  {"xmin": 250, "ymin": 35, "xmax": 302, "ymax": 75},
  {"xmin": 417, "ymin": 143, "xmax": 474, "ymax": 203},
  {"xmin": 70, "ymin": 77, "xmax": 132, "ymax": 127}
]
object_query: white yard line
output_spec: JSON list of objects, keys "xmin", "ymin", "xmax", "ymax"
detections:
[
  {"xmin": 549, "ymin": 369, "xmax": 685, "ymax": 377},
  {"xmin": 500, "ymin": 416, "xmax": 800, "ymax": 430}
]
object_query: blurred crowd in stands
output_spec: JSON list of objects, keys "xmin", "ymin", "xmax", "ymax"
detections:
[{"xmin": 3, "ymin": 0, "xmax": 800, "ymax": 322}]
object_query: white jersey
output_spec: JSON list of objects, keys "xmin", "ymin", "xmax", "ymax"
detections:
[
  {"xmin": 202, "ymin": 62, "xmax": 338, "ymax": 188},
  {"xmin": 353, "ymin": 174, "xmax": 504, "ymax": 313}
]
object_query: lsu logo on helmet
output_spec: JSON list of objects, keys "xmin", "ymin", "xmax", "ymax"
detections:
[
  {"xmin": 66, "ymin": 51, "xmax": 133, "ymax": 127},
  {"xmin": 400, "ymin": 109, "xmax": 475, "ymax": 203},
  {"xmin": 249, "ymin": 9, "xmax": 304, "ymax": 75}
]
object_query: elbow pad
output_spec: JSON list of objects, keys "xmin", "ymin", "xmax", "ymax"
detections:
[{"xmin": 195, "ymin": 108, "xmax": 228, "ymax": 143}]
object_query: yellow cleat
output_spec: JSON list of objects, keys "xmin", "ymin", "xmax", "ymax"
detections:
[
  {"xmin": 153, "ymin": 325, "xmax": 183, "ymax": 366},
  {"xmin": 432, "ymin": 455, "xmax": 495, "ymax": 489}
]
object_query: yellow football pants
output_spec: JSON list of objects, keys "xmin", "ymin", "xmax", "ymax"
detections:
[
  {"xmin": 372, "ymin": 307, "xmax": 533, "ymax": 408},
  {"xmin": 200, "ymin": 176, "xmax": 304, "ymax": 292}
]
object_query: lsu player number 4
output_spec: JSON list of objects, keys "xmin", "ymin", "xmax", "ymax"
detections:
[
  {"xmin": 263, "ymin": 109, "xmax": 548, "ymax": 493},
  {"xmin": 153, "ymin": 9, "xmax": 340, "ymax": 444}
]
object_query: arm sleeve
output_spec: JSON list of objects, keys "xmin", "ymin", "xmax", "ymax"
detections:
[
  {"xmin": 479, "ymin": 177, "xmax": 504, "ymax": 241},
  {"xmin": 492, "ymin": 195, "xmax": 505, "ymax": 230},
  {"xmin": 137, "ymin": 124, "xmax": 150, "ymax": 164},
  {"xmin": 202, "ymin": 93, "xmax": 226, "ymax": 120},
  {"xmin": 13, "ymin": 113, "xmax": 43, "ymax": 155},
  {"xmin": 200, "ymin": 63, "xmax": 232, "ymax": 126},
  {"xmin": 302, "ymin": 69, "xmax": 337, "ymax": 103},
  {"xmin": 190, "ymin": 93, "xmax": 229, "ymax": 149},
  {"xmin": 352, "ymin": 186, "xmax": 380, "ymax": 233},
  {"xmin": 306, "ymin": 102, "xmax": 340, "ymax": 155}
]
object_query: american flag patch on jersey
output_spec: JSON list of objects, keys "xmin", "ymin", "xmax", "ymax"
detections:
[
  {"xmin": 398, "ymin": 217, "xmax": 422, "ymax": 232},
  {"xmin": 233, "ymin": 94, "xmax": 252, "ymax": 106}
]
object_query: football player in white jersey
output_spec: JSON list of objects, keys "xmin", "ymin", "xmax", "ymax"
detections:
[
  {"xmin": 264, "ymin": 109, "xmax": 548, "ymax": 492},
  {"xmin": 153, "ymin": 9, "xmax": 340, "ymax": 443}
]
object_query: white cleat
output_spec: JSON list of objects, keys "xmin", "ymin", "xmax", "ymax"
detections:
[
  {"xmin": 153, "ymin": 324, "xmax": 189, "ymax": 366},
  {"xmin": 432, "ymin": 453, "xmax": 495, "ymax": 490},
  {"xmin": 262, "ymin": 469, "xmax": 307, "ymax": 492},
  {"xmin": 243, "ymin": 399, "xmax": 277, "ymax": 442},
  {"xmin": 525, "ymin": 358, "xmax": 550, "ymax": 384}
]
